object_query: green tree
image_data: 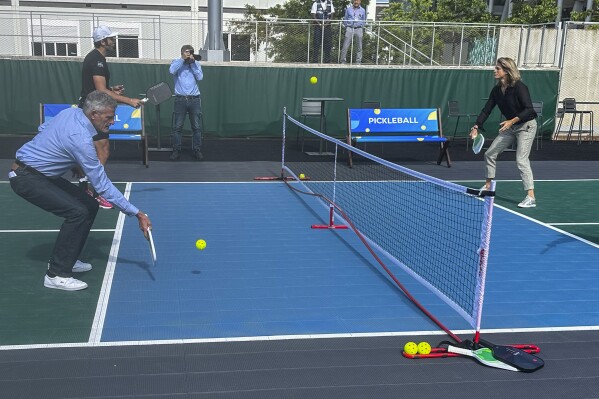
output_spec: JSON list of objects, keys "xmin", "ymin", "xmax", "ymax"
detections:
[
  {"xmin": 236, "ymin": 0, "xmax": 498, "ymax": 64},
  {"xmin": 506, "ymin": 0, "xmax": 559, "ymax": 24},
  {"xmin": 379, "ymin": 0, "xmax": 496, "ymax": 65},
  {"xmin": 380, "ymin": 0, "xmax": 494, "ymax": 23},
  {"xmin": 235, "ymin": 0, "xmax": 370, "ymax": 62},
  {"xmin": 569, "ymin": 0, "xmax": 598, "ymax": 23}
]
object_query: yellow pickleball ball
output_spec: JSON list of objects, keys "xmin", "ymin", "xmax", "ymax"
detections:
[
  {"xmin": 310, "ymin": 76, "xmax": 318, "ymax": 84},
  {"xmin": 123, "ymin": 123, "xmax": 129, "ymax": 129},
  {"xmin": 299, "ymin": 173, "xmax": 305, "ymax": 179},
  {"xmin": 417, "ymin": 341, "xmax": 432, "ymax": 355},
  {"xmin": 403, "ymin": 341, "xmax": 418, "ymax": 355},
  {"xmin": 195, "ymin": 239, "xmax": 206, "ymax": 250}
]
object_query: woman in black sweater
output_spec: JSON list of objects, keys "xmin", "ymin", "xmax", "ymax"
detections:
[{"xmin": 470, "ymin": 57, "xmax": 538, "ymax": 208}]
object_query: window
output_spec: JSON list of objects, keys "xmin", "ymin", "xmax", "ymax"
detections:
[
  {"xmin": 32, "ymin": 41, "xmax": 78, "ymax": 57},
  {"xmin": 118, "ymin": 35, "xmax": 140, "ymax": 58},
  {"xmin": 230, "ymin": 34, "xmax": 250, "ymax": 61},
  {"xmin": 32, "ymin": 42, "xmax": 42, "ymax": 56},
  {"xmin": 29, "ymin": 20, "xmax": 79, "ymax": 57},
  {"xmin": 105, "ymin": 36, "xmax": 139, "ymax": 58}
]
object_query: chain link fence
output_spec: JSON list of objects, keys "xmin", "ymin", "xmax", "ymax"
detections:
[
  {"xmin": 1, "ymin": 10, "xmax": 597, "ymax": 138},
  {"xmin": 0, "ymin": 10, "xmax": 562, "ymax": 66}
]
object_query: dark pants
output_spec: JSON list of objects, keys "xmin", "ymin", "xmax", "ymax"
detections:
[
  {"xmin": 10, "ymin": 167, "xmax": 99, "ymax": 277},
  {"xmin": 172, "ymin": 96, "xmax": 202, "ymax": 151},
  {"xmin": 313, "ymin": 24, "xmax": 332, "ymax": 63}
]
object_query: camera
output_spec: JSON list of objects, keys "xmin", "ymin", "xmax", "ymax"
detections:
[
  {"xmin": 185, "ymin": 53, "xmax": 201, "ymax": 63},
  {"xmin": 184, "ymin": 50, "xmax": 201, "ymax": 63}
]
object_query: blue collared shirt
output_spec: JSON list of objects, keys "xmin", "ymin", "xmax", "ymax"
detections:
[
  {"xmin": 15, "ymin": 108, "xmax": 139, "ymax": 216},
  {"xmin": 169, "ymin": 58, "xmax": 203, "ymax": 96},
  {"xmin": 343, "ymin": 6, "xmax": 366, "ymax": 28}
]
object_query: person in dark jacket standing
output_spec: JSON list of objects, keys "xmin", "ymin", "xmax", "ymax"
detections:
[
  {"xmin": 311, "ymin": 0, "xmax": 335, "ymax": 63},
  {"xmin": 470, "ymin": 57, "xmax": 538, "ymax": 208}
]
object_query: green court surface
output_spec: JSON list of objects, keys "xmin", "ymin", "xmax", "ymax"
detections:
[
  {"xmin": 0, "ymin": 182, "xmax": 122, "ymax": 346},
  {"xmin": 463, "ymin": 179, "xmax": 599, "ymax": 244},
  {"xmin": 0, "ymin": 180, "xmax": 597, "ymax": 347}
]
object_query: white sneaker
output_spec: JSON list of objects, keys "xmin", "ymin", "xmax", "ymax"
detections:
[
  {"xmin": 44, "ymin": 275, "xmax": 88, "ymax": 291},
  {"xmin": 518, "ymin": 195, "xmax": 536, "ymax": 208},
  {"xmin": 72, "ymin": 260, "xmax": 92, "ymax": 273},
  {"xmin": 48, "ymin": 260, "xmax": 93, "ymax": 273}
]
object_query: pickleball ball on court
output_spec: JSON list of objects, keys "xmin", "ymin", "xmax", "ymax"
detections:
[{"xmin": 403, "ymin": 342, "xmax": 418, "ymax": 355}]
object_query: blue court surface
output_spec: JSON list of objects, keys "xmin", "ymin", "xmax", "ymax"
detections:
[{"xmin": 97, "ymin": 182, "xmax": 599, "ymax": 343}]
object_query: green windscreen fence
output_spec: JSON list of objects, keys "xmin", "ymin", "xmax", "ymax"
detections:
[{"xmin": 0, "ymin": 58, "xmax": 559, "ymax": 139}]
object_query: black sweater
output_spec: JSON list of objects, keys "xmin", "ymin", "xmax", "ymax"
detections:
[{"xmin": 475, "ymin": 80, "xmax": 537, "ymax": 130}]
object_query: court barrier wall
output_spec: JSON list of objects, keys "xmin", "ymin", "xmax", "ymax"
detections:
[{"xmin": 0, "ymin": 58, "xmax": 559, "ymax": 139}]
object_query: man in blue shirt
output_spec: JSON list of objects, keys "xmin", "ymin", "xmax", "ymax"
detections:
[
  {"xmin": 9, "ymin": 91, "xmax": 152, "ymax": 291},
  {"xmin": 341, "ymin": 0, "xmax": 366, "ymax": 65},
  {"xmin": 169, "ymin": 45, "xmax": 204, "ymax": 161}
]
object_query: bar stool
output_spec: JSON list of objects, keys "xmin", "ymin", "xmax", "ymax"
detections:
[
  {"xmin": 447, "ymin": 100, "xmax": 476, "ymax": 150},
  {"xmin": 555, "ymin": 98, "xmax": 594, "ymax": 144}
]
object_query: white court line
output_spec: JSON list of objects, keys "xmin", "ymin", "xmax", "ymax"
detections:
[
  {"xmin": 494, "ymin": 203, "xmax": 599, "ymax": 249},
  {"xmin": 3, "ymin": 325, "xmax": 599, "ymax": 351},
  {"xmin": 0, "ymin": 229, "xmax": 116, "ymax": 233},
  {"xmin": 548, "ymin": 222, "xmax": 599, "ymax": 226},
  {"xmin": 2, "ymin": 180, "xmax": 598, "ymax": 350},
  {"xmin": 450, "ymin": 178, "xmax": 599, "ymax": 183},
  {"xmin": 88, "ymin": 182, "xmax": 132, "ymax": 344}
]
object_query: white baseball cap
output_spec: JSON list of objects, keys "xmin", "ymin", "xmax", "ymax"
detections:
[{"xmin": 93, "ymin": 26, "xmax": 118, "ymax": 42}]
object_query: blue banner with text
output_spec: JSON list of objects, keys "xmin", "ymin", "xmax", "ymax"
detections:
[{"xmin": 349, "ymin": 108, "xmax": 439, "ymax": 134}]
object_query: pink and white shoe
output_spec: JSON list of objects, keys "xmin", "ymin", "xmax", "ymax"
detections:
[{"xmin": 96, "ymin": 195, "xmax": 113, "ymax": 209}]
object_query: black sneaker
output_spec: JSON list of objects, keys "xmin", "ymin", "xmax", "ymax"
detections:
[
  {"xmin": 194, "ymin": 150, "xmax": 204, "ymax": 161},
  {"xmin": 169, "ymin": 150, "xmax": 180, "ymax": 161}
]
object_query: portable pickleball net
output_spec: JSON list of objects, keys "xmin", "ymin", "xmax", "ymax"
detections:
[{"xmin": 255, "ymin": 108, "xmax": 543, "ymax": 371}]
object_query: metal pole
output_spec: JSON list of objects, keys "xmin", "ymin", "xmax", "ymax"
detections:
[
  {"xmin": 538, "ymin": 24, "xmax": 546, "ymax": 66},
  {"xmin": 376, "ymin": 23, "xmax": 380, "ymax": 65},
  {"xmin": 158, "ymin": 15, "xmax": 162, "ymax": 60},
  {"xmin": 516, "ymin": 25, "xmax": 524, "ymax": 66},
  {"xmin": 556, "ymin": 0, "xmax": 563, "ymax": 27},
  {"xmin": 307, "ymin": 21, "xmax": 311, "ymax": 64},
  {"xmin": 458, "ymin": 25, "xmax": 464, "ymax": 67},
  {"xmin": 431, "ymin": 24, "xmax": 436, "ymax": 66},
  {"xmin": 522, "ymin": 25, "xmax": 531, "ymax": 66}
]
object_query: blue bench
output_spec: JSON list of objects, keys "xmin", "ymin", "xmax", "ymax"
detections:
[
  {"xmin": 346, "ymin": 108, "xmax": 451, "ymax": 167},
  {"xmin": 41, "ymin": 103, "xmax": 149, "ymax": 167}
]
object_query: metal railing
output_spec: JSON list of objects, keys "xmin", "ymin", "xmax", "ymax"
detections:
[
  {"xmin": 2, "ymin": 10, "xmax": 599, "ymax": 127},
  {"xmin": 0, "ymin": 10, "xmax": 562, "ymax": 67}
]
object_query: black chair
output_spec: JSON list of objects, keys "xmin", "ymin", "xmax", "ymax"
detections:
[
  {"xmin": 297, "ymin": 99, "xmax": 324, "ymax": 152},
  {"xmin": 554, "ymin": 98, "xmax": 594, "ymax": 144},
  {"xmin": 532, "ymin": 101, "xmax": 544, "ymax": 150},
  {"xmin": 361, "ymin": 101, "xmax": 380, "ymax": 109},
  {"xmin": 447, "ymin": 100, "xmax": 476, "ymax": 150}
]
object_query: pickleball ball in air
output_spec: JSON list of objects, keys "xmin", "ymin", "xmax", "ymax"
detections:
[{"xmin": 195, "ymin": 239, "xmax": 206, "ymax": 250}]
